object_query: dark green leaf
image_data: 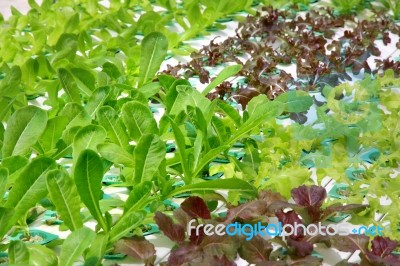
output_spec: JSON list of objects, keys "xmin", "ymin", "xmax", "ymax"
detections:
[
  {"xmin": 46, "ymin": 169, "xmax": 83, "ymax": 231},
  {"xmin": 2, "ymin": 106, "xmax": 47, "ymax": 158},
  {"xmin": 59, "ymin": 227, "xmax": 95, "ymax": 266},
  {"xmin": 217, "ymin": 100, "xmax": 242, "ymax": 127},
  {"xmin": 5, "ymin": 157, "xmax": 56, "ymax": 226},
  {"xmin": 98, "ymin": 143, "xmax": 135, "ymax": 167},
  {"xmin": 124, "ymin": 181, "xmax": 152, "ymax": 213},
  {"xmin": 9, "ymin": 241, "xmax": 29, "ymax": 265},
  {"xmin": 72, "ymin": 125, "xmax": 106, "ymax": 161},
  {"xmin": 109, "ymin": 211, "xmax": 146, "ymax": 243},
  {"xmin": 36, "ymin": 116, "xmax": 69, "ymax": 155},
  {"xmin": 167, "ymin": 178, "xmax": 257, "ymax": 198},
  {"xmin": 167, "ymin": 117, "xmax": 191, "ymax": 183},
  {"xmin": 139, "ymin": 32, "xmax": 168, "ymax": 86},
  {"xmin": 85, "ymin": 86, "xmax": 111, "ymax": 118},
  {"xmin": 0, "ymin": 167, "xmax": 8, "ymax": 202},
  {"xmin": 74, "ymin": 150, "xmax": 107, "ymax": 232},
  {"xmin": 58, "ymin": 68, "xmax": 81, "ymax": 103},
  {"xmin": 122, "ymin": 101, "xmax": 158, "ymax": 142},
  {"xmin": 70, "ymin": 68, "xmax": 95, "ymax": 96},
  {"xmin": 134, "ymin": 134, "xmax": 165, "ymax": 184},
  {"xmin": 276, "ymin": 91, "xmax": 313, "ymax": 113},
  {"xmin": 97, "ymin": 106, "xmax": 129, "ymax": 148},
  {"xmin": 202, "ymin": 65, "xmax": 242, "ymax": 95},
  {"xmin": 27, "ymin": 244, "xmax": 58, "ymax": 266},
  {"xmin": 59, "ymin": 103, "xmax": 91, "ymax": 129},
  {"xmin": 84, "ymin": 233, "xmax": 108, "ymax": 265}
]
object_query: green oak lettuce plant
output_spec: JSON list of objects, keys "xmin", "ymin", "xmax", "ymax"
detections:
[
  {"xmin": 296, "ymin": 72, "xmax": 400, "ymax": 240},
  {"xmin": 211, "ymin": 90, "xmax": 317, "ymax": 198},
  {"xmin": 215, "ymin": 71, "xmax": 400, "ymax": 240}
]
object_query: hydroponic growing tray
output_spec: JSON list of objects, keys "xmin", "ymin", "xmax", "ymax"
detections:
[{"xmin": 0, "ymin": 0, "xmax": 400, "ymax": 265}]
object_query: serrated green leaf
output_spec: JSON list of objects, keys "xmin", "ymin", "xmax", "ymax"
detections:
[
  {"xmin": 72, "ymin": 125, "xmax": 106, "ymax": 161},
  {"xmin": 122, "ymin": 101, "xmax": 158, "ymax": 142},
  {"xmin": 109, "ymin": 211, "xmax": 146, "ymax": 243},
  {"xmin": 139, "ymin": 32, "xmax": 168, "ymax": 86},
  {"xmin": 2, "ymin": 106, "xmax": 48, "ymax": 158},
  {"xmin": 124, "ymin": 181, "xmax": 152, "ymax": 213},
  {"xmin": 169, "ymin": 85, "xmax": 211, "ymax": 115},
  {"xmin": 74, "ymin": 150, "xmax": 107, "ymax": 232},
  {"xmin": 229, "ymin": 100, "xmax": 283, "ymax": 145},
  {"xmin": 0, "ymin": 167, "xmax": 8, "ymax": 203},
  {"xmin": 9, "ymin": 241, "xmax": 30, "ymax": 265},
  {"xmin": 192, "ymin": 145, "xmax": 230, "ymax": 177},
  {"xmin": 84, "ymin": 233, "xmax": 108, "ymax": 265},
  {"xmin": 98, "ymin": 143, "xmax": 135, "ymax": 167},
  {"xmin": 36, "ymin": 55, "xmax": 54, "ymax": 78},
  {"xmin": 275, "ymin": 90, "xmax": 313, "ymax": 113},
  {"xmin": 70, "ymin": 67, "xmax": 95, "ymax": 96},
  {"xmin": 212, "ymin": 116, "xmax": 228, "ymax": 143},
  {"xmin": 97, "ymin": 106, "xmax": 129, "ymax": 148},
  {"xmin": 85, "ymin": 86, "xmax": 111, "ymax": 118},
  {"xmin": 21, "ymin": 58, "xmax": 38, "ymax": 94},
  {"xmin": 59, "ymin": 227, "xmax": 95, "ymax": 266},
  {"xmin": 134, "ymin": 134, "xmax": 165, "ymax": 184},
  {"xmin": 165, "ymin": 79, "xmax": 191, "ymax": 115},
  {"xmin": 0, "ymin": 207, "xmax": 14, "ymax": 240},
  {"xmin": 58, "ymin": 68, "xmax": 81, "ymax": 103},
  {"xmin": 36, "ymin": 116, "xmax": 69, "ymax": 155},
  {"xmin": 5, "ymin": 157, "xmax": 56, "ymax": 223},
  {"xmin": 46, "ymin": 169, "xmax": 83, "ymax": 231},
  {"xmin": 167, "ymin": 117, "xmax": 191, "ymax": 183},
  {"xmin": 202, "ymin": 65, "xmax": 242, "ymax": 95},
  {"xmin": 167, "ymin": 178, "xmax": 257, "ymax": 198},
  {"xmin": 27, "ymin": 244, "xmax": 58, "ymax": 266},
  {"xmin": 217, "ymin": 100, "xmax": 242, "ymax": 126},
  {"xmin": 53, "ymin": 33, "xmax": 77, "ymax": 63},
  {"xmin": 60, "ymin": 103, "xmax": 91, "ymax": 129}
]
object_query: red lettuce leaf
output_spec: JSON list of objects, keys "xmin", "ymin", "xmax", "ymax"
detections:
[
  {"xmin": 238, "ymin": 235, "xmax": 273, "ymax": 263},
  {"xmin": 181, "ymin": 196, "xmax": 211, "ymax": 220},
  {"xmin": 114, "ymin": 236, "xmax": 156, "ymax": 265},
  {"xmin": 370, "ymin": 236, "xmax": 398, "ymax": 257},
  {"xmin": 225, "ymin": 200, "xmax": 269, "ymax": 223},
  {"xmin": 291, "ymin": 185, "xmax": 327, "ymax": 208},
  {"xmin": 330, "ymin": 234, "xmax": 369, "ymax": 254},
  {"xmin": 287, "ymin": 238, "xmax": 313, "ymax": 257},
  {"xmin": 154, "ymin": 211, "xmax": 185, "ymax": 243}
]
